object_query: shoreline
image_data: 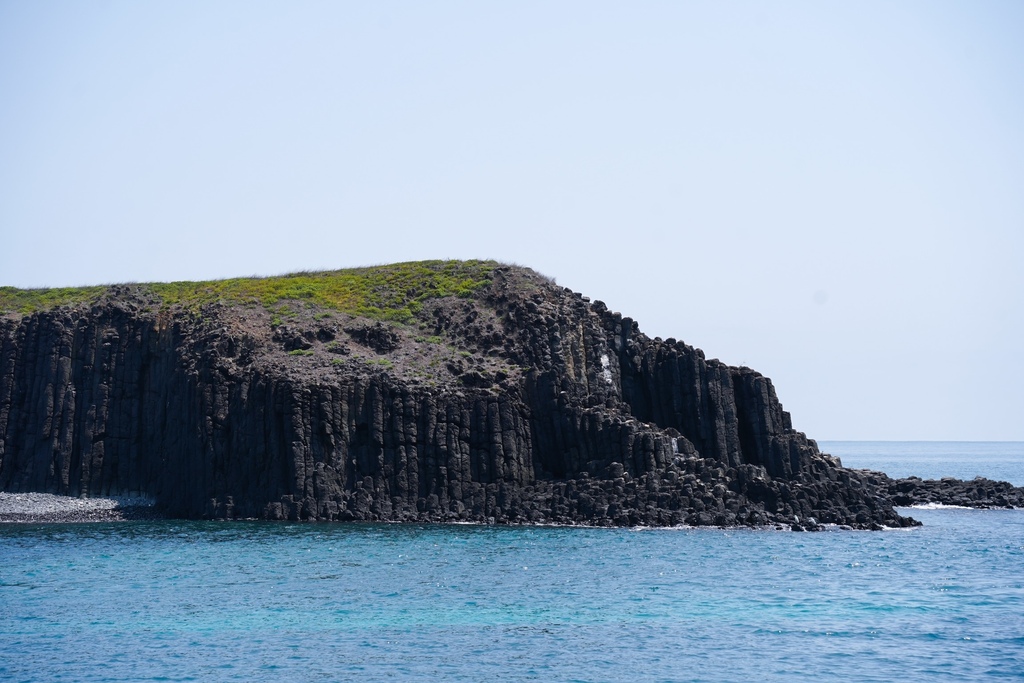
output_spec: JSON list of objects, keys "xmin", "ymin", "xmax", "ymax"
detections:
[
  {"xmin": 1, "ymin": 490, "xmax": 1017, "ymax": 526},
  {"xmin": 0, "ymin": 492, "xmax": 161, "ymax": 523}
]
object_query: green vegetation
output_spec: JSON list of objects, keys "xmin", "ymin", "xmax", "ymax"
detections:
[
  {"xmin": 0, "ymin": 285, "xmax": 108, "ymax": 315},
  {"xmin": 0, "ymin": 260, "xmax": 498, "ymax": 320},
  {"xmin": 152, "ymin": 260, "xmax": 494, "ymax": 322},
  {"xmin": 287, "ymin": 349, "xmax": 315, "ymax": 356}
]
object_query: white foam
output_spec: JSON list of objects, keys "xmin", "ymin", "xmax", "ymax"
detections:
[{"xmin": 908, "ymin": 502, "xmax": 974, "ymax": 510}]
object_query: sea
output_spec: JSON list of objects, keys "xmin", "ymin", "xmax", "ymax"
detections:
[{"xmin": 1, "ymin": 442, "xmax": 1022, "ymax": 683}]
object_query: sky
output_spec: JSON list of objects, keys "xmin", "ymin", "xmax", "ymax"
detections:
[{"xmin": 1, "ymin": 1, "xmax": 1022, "ymax": 440}]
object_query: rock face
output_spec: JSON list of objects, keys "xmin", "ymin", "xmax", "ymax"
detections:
[
  {"xmin": 883, "ymin": 475, "xmax": 1024, "ymax": 509},
  {"xmin": 0, "ymin": 263, "xmax": 939, "ymax": 528}
]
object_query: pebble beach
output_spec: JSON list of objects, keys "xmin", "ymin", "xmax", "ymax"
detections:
[{"xmin": 0, "ymin": 492, "xmax": 160, "ymax": 523}]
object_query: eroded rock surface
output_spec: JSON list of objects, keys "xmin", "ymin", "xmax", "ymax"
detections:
[
  {"xmin": 884, "ymin": 475, "xmax": 1024, "ymax": 509},
  {"xmin": 0, "ymin": 263, "xmax": 994, "ymax": 529}
]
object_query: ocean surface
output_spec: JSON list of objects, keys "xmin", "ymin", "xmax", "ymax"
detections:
[
  {"xmin": 820, "ymin": 440, "xmax": 1024, "ymax": 486},
  {"xmin": 1, "ymin": 442, "xmax": 1022, "ymax": 682}
]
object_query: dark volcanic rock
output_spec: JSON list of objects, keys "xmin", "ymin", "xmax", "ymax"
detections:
[
  {"xmin": 346, "ymin": 322, "xmax": 400, "ymax": 353},
  {"xmin": 885, "ymin": 475, "xmax": 1024, "ymax": 508},
  {"xmin": 273, "ymin": 325, "xmax": 313, "ymax": 351},
  {"xmin": 0, "ymin": 263, "xmax": 945, "ymax": 528}
]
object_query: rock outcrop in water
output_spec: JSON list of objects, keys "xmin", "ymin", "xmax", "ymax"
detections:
[
  {"xmin": 881, "ymin": 474, "xmax": 1024, "ymax": 509},
  {"xmin": 0, "ymin": 260, "xmax": 988, "ymax": 529}
]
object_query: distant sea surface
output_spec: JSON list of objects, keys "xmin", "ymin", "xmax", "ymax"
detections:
[
  {"xmin": 820, "ymin": 440, "xmax": 1024, "ymax": 486},
  {"xmin": 2, "ymin": 442, "xmax": 1022, "ymax": 682}
]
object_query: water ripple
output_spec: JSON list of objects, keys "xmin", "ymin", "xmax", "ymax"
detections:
[{"xmin": 1, "ymin": 511, "xmax": 1023, "ymax": 682}]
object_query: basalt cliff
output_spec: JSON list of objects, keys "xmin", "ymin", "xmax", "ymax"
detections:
[{"xmin": 2, "ymin": 261, "xmax": 1005, "ymax": 529}]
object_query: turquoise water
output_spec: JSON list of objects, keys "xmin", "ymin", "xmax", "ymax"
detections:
[{"xmin": 2, "ymin": 443, "xmax": 1023, "ymax": 682}]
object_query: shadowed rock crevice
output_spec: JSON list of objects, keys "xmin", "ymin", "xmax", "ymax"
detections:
[{"xmin": 1, "ymin": 262, "xmax": 1012, "ymax": 528}]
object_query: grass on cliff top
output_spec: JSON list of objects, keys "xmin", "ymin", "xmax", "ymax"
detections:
[
  {"xmin": 0, "ymin": 285, "xmax": 109, "ymax": 315},
  {"xmin": 0, "ymin": 260, "xmax": 498, "ymax": 321}
]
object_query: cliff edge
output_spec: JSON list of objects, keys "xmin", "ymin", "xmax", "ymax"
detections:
[{"xmin": 0, "ymin": 260, "xmax": 923, "ymax": 529}]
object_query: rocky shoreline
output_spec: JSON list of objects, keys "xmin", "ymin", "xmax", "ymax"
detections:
[
  {"xmin": 0, "ymin": 492, "xmax": 161, "ymax": 523},
  {"xmin": 2, "ymin": 475, "xmax": 1019, "ymax": 526},
  {"xmin": 1, "ymin": 262, "xmax": 1018, "ymax": 530},
  {"xmin": 883, "ymin": 474, "xmax": 1024, "ymax": 509}
]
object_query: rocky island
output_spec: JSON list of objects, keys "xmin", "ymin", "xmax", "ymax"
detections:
[{"xmin": 1, "ymin": 261, "xmax": 1020, "ymax": 528}]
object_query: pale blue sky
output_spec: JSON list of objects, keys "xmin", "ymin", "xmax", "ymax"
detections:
[{"xmin": 1, "ymin": 1, "xmax": 1022, "ymax": 440}]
